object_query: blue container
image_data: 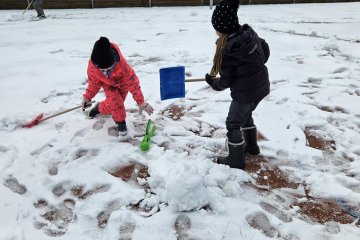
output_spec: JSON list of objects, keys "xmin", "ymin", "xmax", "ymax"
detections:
[{"xmin": 160, "ymin": 66, "xmax": 185, "ymax": 101}]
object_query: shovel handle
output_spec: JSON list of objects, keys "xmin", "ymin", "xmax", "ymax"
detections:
[
  {"xmin": 22, "ymin": 0, "xmax": 33, "ymax": 15},
  {"xmin": 185, "ymin": 78, "xmax": 205, "ymax": 83},
  {"xmin": 41, "ymin": 100, "xmax": 96, "ymax": 122},
  {"xmin": 41, "ymin": 105, "xmax": 83, "ymax": 121},
  {"xmin": 185, "ymin": 77, "xmax": 220, "ymax": 83}
]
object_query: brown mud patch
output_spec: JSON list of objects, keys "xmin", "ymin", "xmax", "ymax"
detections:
[
  {"xmin": 109, "ymin": 163, "xmax": 149, "ymax": 183},
  {"xmin": 110, "ymin": 164, "xmax": 134, "ymax": 181},
  {"xmin": 295, "ymin": 199, "xmax": 356, "ymax": 224},
  {"xmin": 304, "ymin": 127, "xmax": 336, "ymax": 151},
  {"xmin": 245, "ymin": 155, "xmax": 299, "ymax": 190},
  {"xmin": 244, "ymin": 155, "xmax": 358, "ymax": 226},
  {"xmin": 162, "ymin": 104, "xmax": 195, "ymax": 120}
]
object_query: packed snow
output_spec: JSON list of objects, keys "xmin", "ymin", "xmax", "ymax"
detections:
[{"xmin": 0, "ymin": 2, "xmax": 359, "ymax": 240}]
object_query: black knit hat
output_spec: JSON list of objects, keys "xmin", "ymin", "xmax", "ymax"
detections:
[
  {"xmin": 211, "ymin": 0, "xmax": 240, "ymax": 34},
  {"xmin": 91, "ymin": 37, "xmax": 115, "ymax": 69}
]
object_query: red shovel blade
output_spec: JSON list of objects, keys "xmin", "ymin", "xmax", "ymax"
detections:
[{"xmin": 22, "ymin": 113, "xmax": 44, "ymax": 128}]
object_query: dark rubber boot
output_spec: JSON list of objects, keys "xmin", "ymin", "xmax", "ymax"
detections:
[
  {"xmin": 217, "ymin": 140, "xmax": 246, "ymax": 169},
  {"xmin": 33, "ymin": 1, "xmax": 45, "ymax": 17},
  {"xmin": 242, "ymin": 126, "xmax": 260, "ymax": 155},
  {"xmin": 116, "ymin": 121, "xmax": 127, "ymax": 136},
  {"xmin": 88, "ymin": 103, "xmax": 100, "ymax": 118}
]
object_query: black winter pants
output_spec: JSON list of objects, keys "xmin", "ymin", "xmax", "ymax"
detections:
[{"xmin": 226, "ymin": 100, "xmax": 259, "ymax": 143}]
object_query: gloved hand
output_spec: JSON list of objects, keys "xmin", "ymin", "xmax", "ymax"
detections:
[
  {"xmin": 205, "ymin": 73, "xmax": 214, "ymax": 87},
  {"xmin": 82, "ymin": 99, "xmax": 92, "ymax": 111},
  {"xmin": 139, "ymin": 102, "xmax": 154, "ymax": 116}
]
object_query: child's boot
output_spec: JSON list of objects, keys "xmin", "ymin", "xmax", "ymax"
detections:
[
  {"xmin": 88, "ymin": 103, "xmax": 100, "ymax": 118},
  {"xmin": 116, "ymin": 121, "xmax": 127, "ymax": 136},
  {"xmin": 218, "ymin": 140, "xmax": 246, "ymax": 169},
  {"xmin": 242, "ymin": 126, "xmax": 260, "ymax": 155}
]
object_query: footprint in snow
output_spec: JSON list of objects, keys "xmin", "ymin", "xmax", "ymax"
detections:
[
  {"xmin": 97, "ymin": 200, "xmax": 121, "ymax": 229},
  {"xmin": 307, "ymin": 77, "xmax": 323, "ymax": 85},
  {"xmin": 70, "ymin": 128, "xmax": 88, "ymax": 142},
  {"xmin": 332, "ymin": 67, "xmax": 347, "ymax": 74},
  {"xmin": 301, "ymin": 91, "xmax": 318, "ymax": 100},
  {"xmin": 119, "ymin": 221, "xmax": 136, "ymax": 240},
  {"xmin": 71, "ymin": 184, "xmax": 111, "ymax": 200},
  {"xmin": 260, "ymin": 201, "xmax": 292, "ymax": 223},
  {"xmin": 48, "ymin": 163, "xmax": 58, "ymax": 176},
  {"xmin": 30, "ymin": 139, "xmax": 56, "ymax": 156},
  {"xmin": 41, "ymin": 90, "xmax": 73, "ymax": 103},
  {"xmin": 3, "ymin": 177, "xmax": 27, "ymax": 194},
  {"xmin": 73, "ymin": 148, "xmax": 99, "ymax": 160},
  {"xmin": 93, "ymin": 118, "xmax": 106, "ymax": 130},
  {"xmin": 0, "ymin": 144, "xmax": 9, "ymax": 153},
  {"xmin": 108, "ymin": 126, "xmax": 119, "ymax": 137},
  {"xmin": 246, "ymin": 211, "xmax": 280, "ymax": 238},
  {"xmin": 272, "ymin": 79, "xmax": 288, "ymax": 85},
  {"xmin": 33, "ymin": 198, "xmax": 76, "ymax": 237},
  {"xmin": 175, "ymin": 214, "xmax": 191, "ymax": 240},
  {"xmin": 325, "ymin": 221, "xmax": 341, "ymax": 234},
  {"xmin": 275, "ymin": 97, "xmax": 289, "ymax": 105}
]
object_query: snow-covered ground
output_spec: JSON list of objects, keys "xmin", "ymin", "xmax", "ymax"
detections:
[{"xmin": 0, "ymin": 2, "xmax": 359, "ymax": 240}]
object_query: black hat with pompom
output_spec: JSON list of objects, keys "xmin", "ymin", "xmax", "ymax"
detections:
[
  {"xmin": 91, "ymin": 37, "xmax": 115, "ymax": 69},
  {"xmin": 211, "ymin": 0, "xmax": 240, "ymax": 34}
]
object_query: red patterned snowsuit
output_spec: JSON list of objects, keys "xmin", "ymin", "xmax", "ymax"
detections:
[{"xmin": 83, "ymin": 43, "xmax": 144, "ymax": 123}]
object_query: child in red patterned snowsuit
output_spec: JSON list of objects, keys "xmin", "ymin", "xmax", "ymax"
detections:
[{"xmin": 82, "ymin": 37, "xmax": 153, "ymax": 136}]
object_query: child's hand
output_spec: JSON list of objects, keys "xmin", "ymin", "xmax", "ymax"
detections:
[
  {"xmin": 139, "ymin": 102, "xmax": 154, "ymax": 116},
  {"xmin": 205, "ymin": 73, "xmax": 214, "ymax": 87},
  {"xmin": 82, "ymin": 99, "xmax": 92, "ymax": 111}
]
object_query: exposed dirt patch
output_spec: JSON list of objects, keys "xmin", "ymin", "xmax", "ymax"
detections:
[
  {"xmin": 110, "ymin": 164, "xmax": 135, "ymax": 181},
  {"xmin": 245, "ymin": 157, "xmax": 358, "ymax": 227},
  {"xmin": 162, "ymin": 104, "xmax": 195, "ymax": 120},
  {"xmin": 245, "ymin": 155, "xmax": 299, "ymax": 190},
  {"xmin": 245, "ymin": 154, "xmax": 266, "ymax": 173},
  {"xmin": 304, "ymin": 127, "xmax": 336, "ymax": 151},
  {"xmin": 295, "ymin": 199, "xmax": 355, "ymax": 224},
  {"xmin": 138, "ymin": 166, "xmax": 150, "ymax": 180},
  {"xmin": 257, "ymin": 166, "xmax": 299, "ymax": 190},
  {"xmin": 109, "ymin": 164, "xmax": 150, "ymax": 183}
]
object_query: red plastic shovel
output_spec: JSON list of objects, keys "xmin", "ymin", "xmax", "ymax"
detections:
[{"xmin": 22, "ymin": 104, "xmax": 84, "ymax": 128}]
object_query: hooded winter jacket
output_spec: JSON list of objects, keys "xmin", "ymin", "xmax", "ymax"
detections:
[
  {"xmin": 210, "ymin": 24, "xmax": 270, "ymax": 103},
  {"xmin": 83, "ymin": 43, "xmax": 144, "ymax": 122}
]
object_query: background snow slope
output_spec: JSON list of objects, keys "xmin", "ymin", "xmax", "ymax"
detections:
[{"xmin": 0, "ymin": 2, "xmax": 359, "ymax": 240}]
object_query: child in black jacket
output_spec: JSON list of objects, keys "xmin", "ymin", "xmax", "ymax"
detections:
[{"xmin": 206, "ymin": 0, "xmax": 270, "ymax": 169}]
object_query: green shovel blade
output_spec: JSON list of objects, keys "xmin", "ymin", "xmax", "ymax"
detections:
[{"xmin": 140, "ymin": 120, "xmax": 156, "ymax": 152}]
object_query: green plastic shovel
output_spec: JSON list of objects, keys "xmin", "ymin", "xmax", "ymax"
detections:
[{"xmin": 139, "ymin": 120, "xmax": 156, "ymax": 152}]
